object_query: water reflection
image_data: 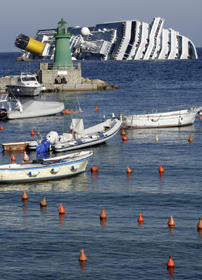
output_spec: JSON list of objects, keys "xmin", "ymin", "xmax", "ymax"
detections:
[
  {"xmin": 100, "ymin": 218, "xmax": 107, "ymax": 228},
  {"xmin": 169, "ymin": 227, "xmax": 174, "ymax": 235},
  {"xmin": 167, "ymin": 266, "xmax": 175, "ymax": 277},
  {"xmin": 159, "ymin": 173, "xmax": 164, "ymax": 191},
  {"xmin": 59, "ymin": 213, "xmax": 65, "ymax": 227},
  {"xmin": 79, "ymin": 260, "xmax": 87, "ymax": 272},
  {"xmin": 0, "ymin": 172, "xmax": 90, "ymax": 192}
]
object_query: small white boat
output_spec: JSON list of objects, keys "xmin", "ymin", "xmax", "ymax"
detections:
[
  {"xmin": 28, "ymin": 111, "xmax": 122, "ymax": 153},
  {"xmin": 0, "ymin": 150, "xmax": 93, "ymax": 183},
  {"xmin": 120, "ymin": 106, "xmax": 202, "ymax": 128},
  {"xmin": 0, "ymin": 94, "xmax": 65, "ymax": 119},
  {"xmin": 6, "ymin": 72, "xmax": 45, "ymax": 96}
]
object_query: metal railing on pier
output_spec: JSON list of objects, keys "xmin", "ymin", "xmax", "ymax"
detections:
[{"xmin": 40, "ymin": 62, "xmax": 81, "ymax": 71}]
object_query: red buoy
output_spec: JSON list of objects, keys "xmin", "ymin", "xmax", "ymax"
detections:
[
  {"xmin": 0, "ymin": 125, "xmax": 3, "ymax": 130},
  {"xmin": 167, "ymin": 255, "xmax": 175, "ymax": 267},
  {"xmin": 31, "ymin": 129, "xmax": 35, "ymax": 136},
  {"xmin": 197, "ymin": 217, "xmax": 202, "ymax": 230},
  {"xmin": 40, "ymin": 197, "xmax": 47, "ymax": 207},
  {"xmin": 22, "ymin": 190, "xmax": 28, "ymax": 200},
  {"xmin": 159, "ymin": 164, "xmax": 164, "ymax": 173},
  {"xmin": 59, "ymin": 203, "xmax": 65, "ymax": 214},
  {"xmin": 122, "ymin": 136, "xmax": 127, "ymax": 141},
  {"xmin": 11, "ymin": 154, "xmax": 16, "ymax": 162},
  {"xmin": 188, "ymin": 134, "xmax": 193, "ymax": 143},
  {"xmin": 138, "ymin": 213, "xmax": 144, "ymax": 223},
  {"xmin": 78, "ymin": 248, "xmax": 88, "ymax": 261},
  {"xmin": 126, "ymin": 165, "xmax": 132, "ymax": 173},
  {"xmin": 91, "ymin": 166, "xmax": 99, "ymax": 173},
  {"xmin": 121, "ymin": 129, "xmax": 126, "ymax": 135},
  {"xmin": 100, "ymin": 207, "xmax": 107, "ymax": 219},
  {"xmin": 168, "ymin": 214, "xmax": 175, "ymax": 227},
  {"xmin": 23, "ymin": 151, "xmax": 29, "ymax": 162}
]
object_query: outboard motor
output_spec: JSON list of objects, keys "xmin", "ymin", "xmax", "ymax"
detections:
[
  {"xmin": 36, "ymin": 131, "xmax": 58, "ymax": 154},
  {"xmin": 46, "ymin": 131, "xmax": 58, "ymax": 145},
  {"xmin": 0, "ymin": 108, "xmax": 7, "ymax": 120}
]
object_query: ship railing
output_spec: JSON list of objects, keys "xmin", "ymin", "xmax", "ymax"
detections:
[{"xmin": 40, "ymin": 62, "xmax": 81, "ymax": 71}]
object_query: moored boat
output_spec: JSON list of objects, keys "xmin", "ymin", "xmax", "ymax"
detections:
[
  {"xmin": 0, "ymin": 150, "xmax": 93, "ymax": 183},
  {"xmin": 6, "ymin": 72, "xmax": 45, "ymax": 96},
  {"xmin": 0, "ymin": 94, "xmax": 65, "ymax": 119},
  {"xmin": 120, "ymin": 106, "xmax": 202, "ymax": 128},
  {"xmin": 29, "ymin": 112, "xmax": 122, "ymax": 153},
  {"xmin": 2, "ymin": 140, "xmax": 32, "ymax": 151}
]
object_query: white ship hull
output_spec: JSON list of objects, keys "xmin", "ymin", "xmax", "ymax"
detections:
[{"xmin": 120, "ymin": 107, "xmax": 202, "ymax": 128}]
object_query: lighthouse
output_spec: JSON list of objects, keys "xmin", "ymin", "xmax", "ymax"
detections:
[{"xmin": 54, "ymin": 18, "xmax": 73, "ymax": 69}]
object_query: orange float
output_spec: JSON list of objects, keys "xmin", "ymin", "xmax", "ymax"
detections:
[
  {"xmin": 63, "ymin": 109, "xmax": 73, "ymax": 115},
  {"xmin": 22, "ymin": 190, "xmax": 28, "ymax": 200},
  {"xmin": 126, "ymin": 165, "xmax": 132, "ymax": 173},
  {"xmin": 40, "ymin": 197, "xmax": 47, "ymax": 207},
  {"xmin": 188, "ymin": 134, "xmax": 193, "ymax": 142},
  {"xmin": 199, "ymin": 116, "xmax": 202, "ymax": 120},
  {"xmin": 91, "ymin": 166, "xmax": 99, "ymax": 173},
  {"xmin": 167, "ymin": 255, "xmax": 175, "ymax": 267},
  {"xmin": 121, "ymin": 129, "xmax": 126, "ymax": 135},
  {"xmin": 31, "ymin": 129, "xmax": 35, "ymax": 136},
  {"xmin": 95, "ymin": 106, "xmax": 98, "ymax": 113},
  {"xmin": 100, "ymin": 207, "xmax": 107, "ymax": 219},
  {"xmin": 197, "ymin": 217, "xmax": 202, "ymax": 230},
  {"xmin": 11, "ymin": 154, "xmax": 16, "ymax": 162},
  {"xmin": 122, "ymin": 136, "xmax": 127, "ymax": 141},
  {"xmin": 159, "ymin": 164, "xmax": 164, "ymax": 173},
  {"xmin": 59, "ymin": 203, "xmax": 65, "ymax": 214},
  {"xmin": 78, "ymin": 248, "xmax": 88, "ymax": 261},
  {"xmin": 0, "ymin": 125, "xmax": 3, "ymax": 130},
  {"xmin": 137, "ymin": 213, "xmax": 144, "ymax": 223},
  {"xmin": 168, "ymin": 214, "xmax": 175, "ymax": 227},
  {"xmin": 23, "ymin": 151, "xmax": 29, "ymax": 162}
]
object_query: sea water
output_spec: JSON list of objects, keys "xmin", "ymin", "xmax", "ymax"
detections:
[{"xmin": 0, "ymin": 50, "xmax": 202, "ymax": 279}]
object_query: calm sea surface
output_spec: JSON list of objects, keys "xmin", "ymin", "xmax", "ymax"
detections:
[{"xmin": 0, "ymin": 50, "xmax": 202, "ymax": 279}]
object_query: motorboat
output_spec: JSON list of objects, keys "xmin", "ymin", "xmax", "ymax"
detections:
[
  {"xmin": 0, "ymin": 94, "xmax": 65, "ymax": 119},
  {"xmin": 119, "ymin": 106, "xmax": 202, "ymax": 128},
  {"xmin": 28, "ymin": 110, "xmax": 122, "ymax": 153},
  {"xmin": 6, "ymin": 72, "xmax": 45, "ymax": 96},
  {"xmin": 0, "ymin": 150, "xmax": 93, "ymax": 183}
]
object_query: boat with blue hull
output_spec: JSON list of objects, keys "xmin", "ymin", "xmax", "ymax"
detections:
[{"xmin": 0, "ymin": 150, "xmax": 93, "ymax": 183}]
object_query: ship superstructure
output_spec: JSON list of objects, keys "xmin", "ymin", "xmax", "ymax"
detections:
[{"xmin": 17, "ymin": 17, "xmax": 198, "ymax": 61}]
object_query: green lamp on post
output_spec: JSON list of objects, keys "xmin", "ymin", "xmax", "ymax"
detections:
[{"xmin": 54, "ymin": 18, "xmax": 73, "ymax": 69}]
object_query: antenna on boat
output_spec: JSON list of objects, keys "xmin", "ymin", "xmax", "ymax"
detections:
[{"xmin": 77, "ymin": 97, "xmax": 82, "ymax": 112}]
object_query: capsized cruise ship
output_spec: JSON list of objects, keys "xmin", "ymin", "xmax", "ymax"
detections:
[{"xmin": 16, "ymin": 17, "xmax": 198, "ymax": 61}]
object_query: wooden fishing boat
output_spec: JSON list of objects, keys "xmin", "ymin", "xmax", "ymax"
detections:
[
  {"xmin": 1, "ymin": 140, "xmax": 32, "ymax": 151},
  {"xmin": 0, "ymin": 150, "xmax": 93, "ymax": 183}
]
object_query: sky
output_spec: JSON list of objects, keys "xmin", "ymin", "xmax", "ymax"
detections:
[{"xmin": 0, "ymin": 0, "xmax": 202, "ymax": 52}]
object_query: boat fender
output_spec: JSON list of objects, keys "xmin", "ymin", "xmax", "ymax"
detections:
[
  {"xmin": 27, "ymin": 171, "xmax": 40, "ymax": 177},
  {"xmin": 51, "ymin": 167, "xmax": 61, "ymax": 174},
  {"xmin": 71, "ymin": 164, "xmax": 80, "ymax": 171}
]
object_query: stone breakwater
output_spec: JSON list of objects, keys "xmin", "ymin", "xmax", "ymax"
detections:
[{"xmin": 0, "ymin": 62, "xmax": 119, "ymax": 93}]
